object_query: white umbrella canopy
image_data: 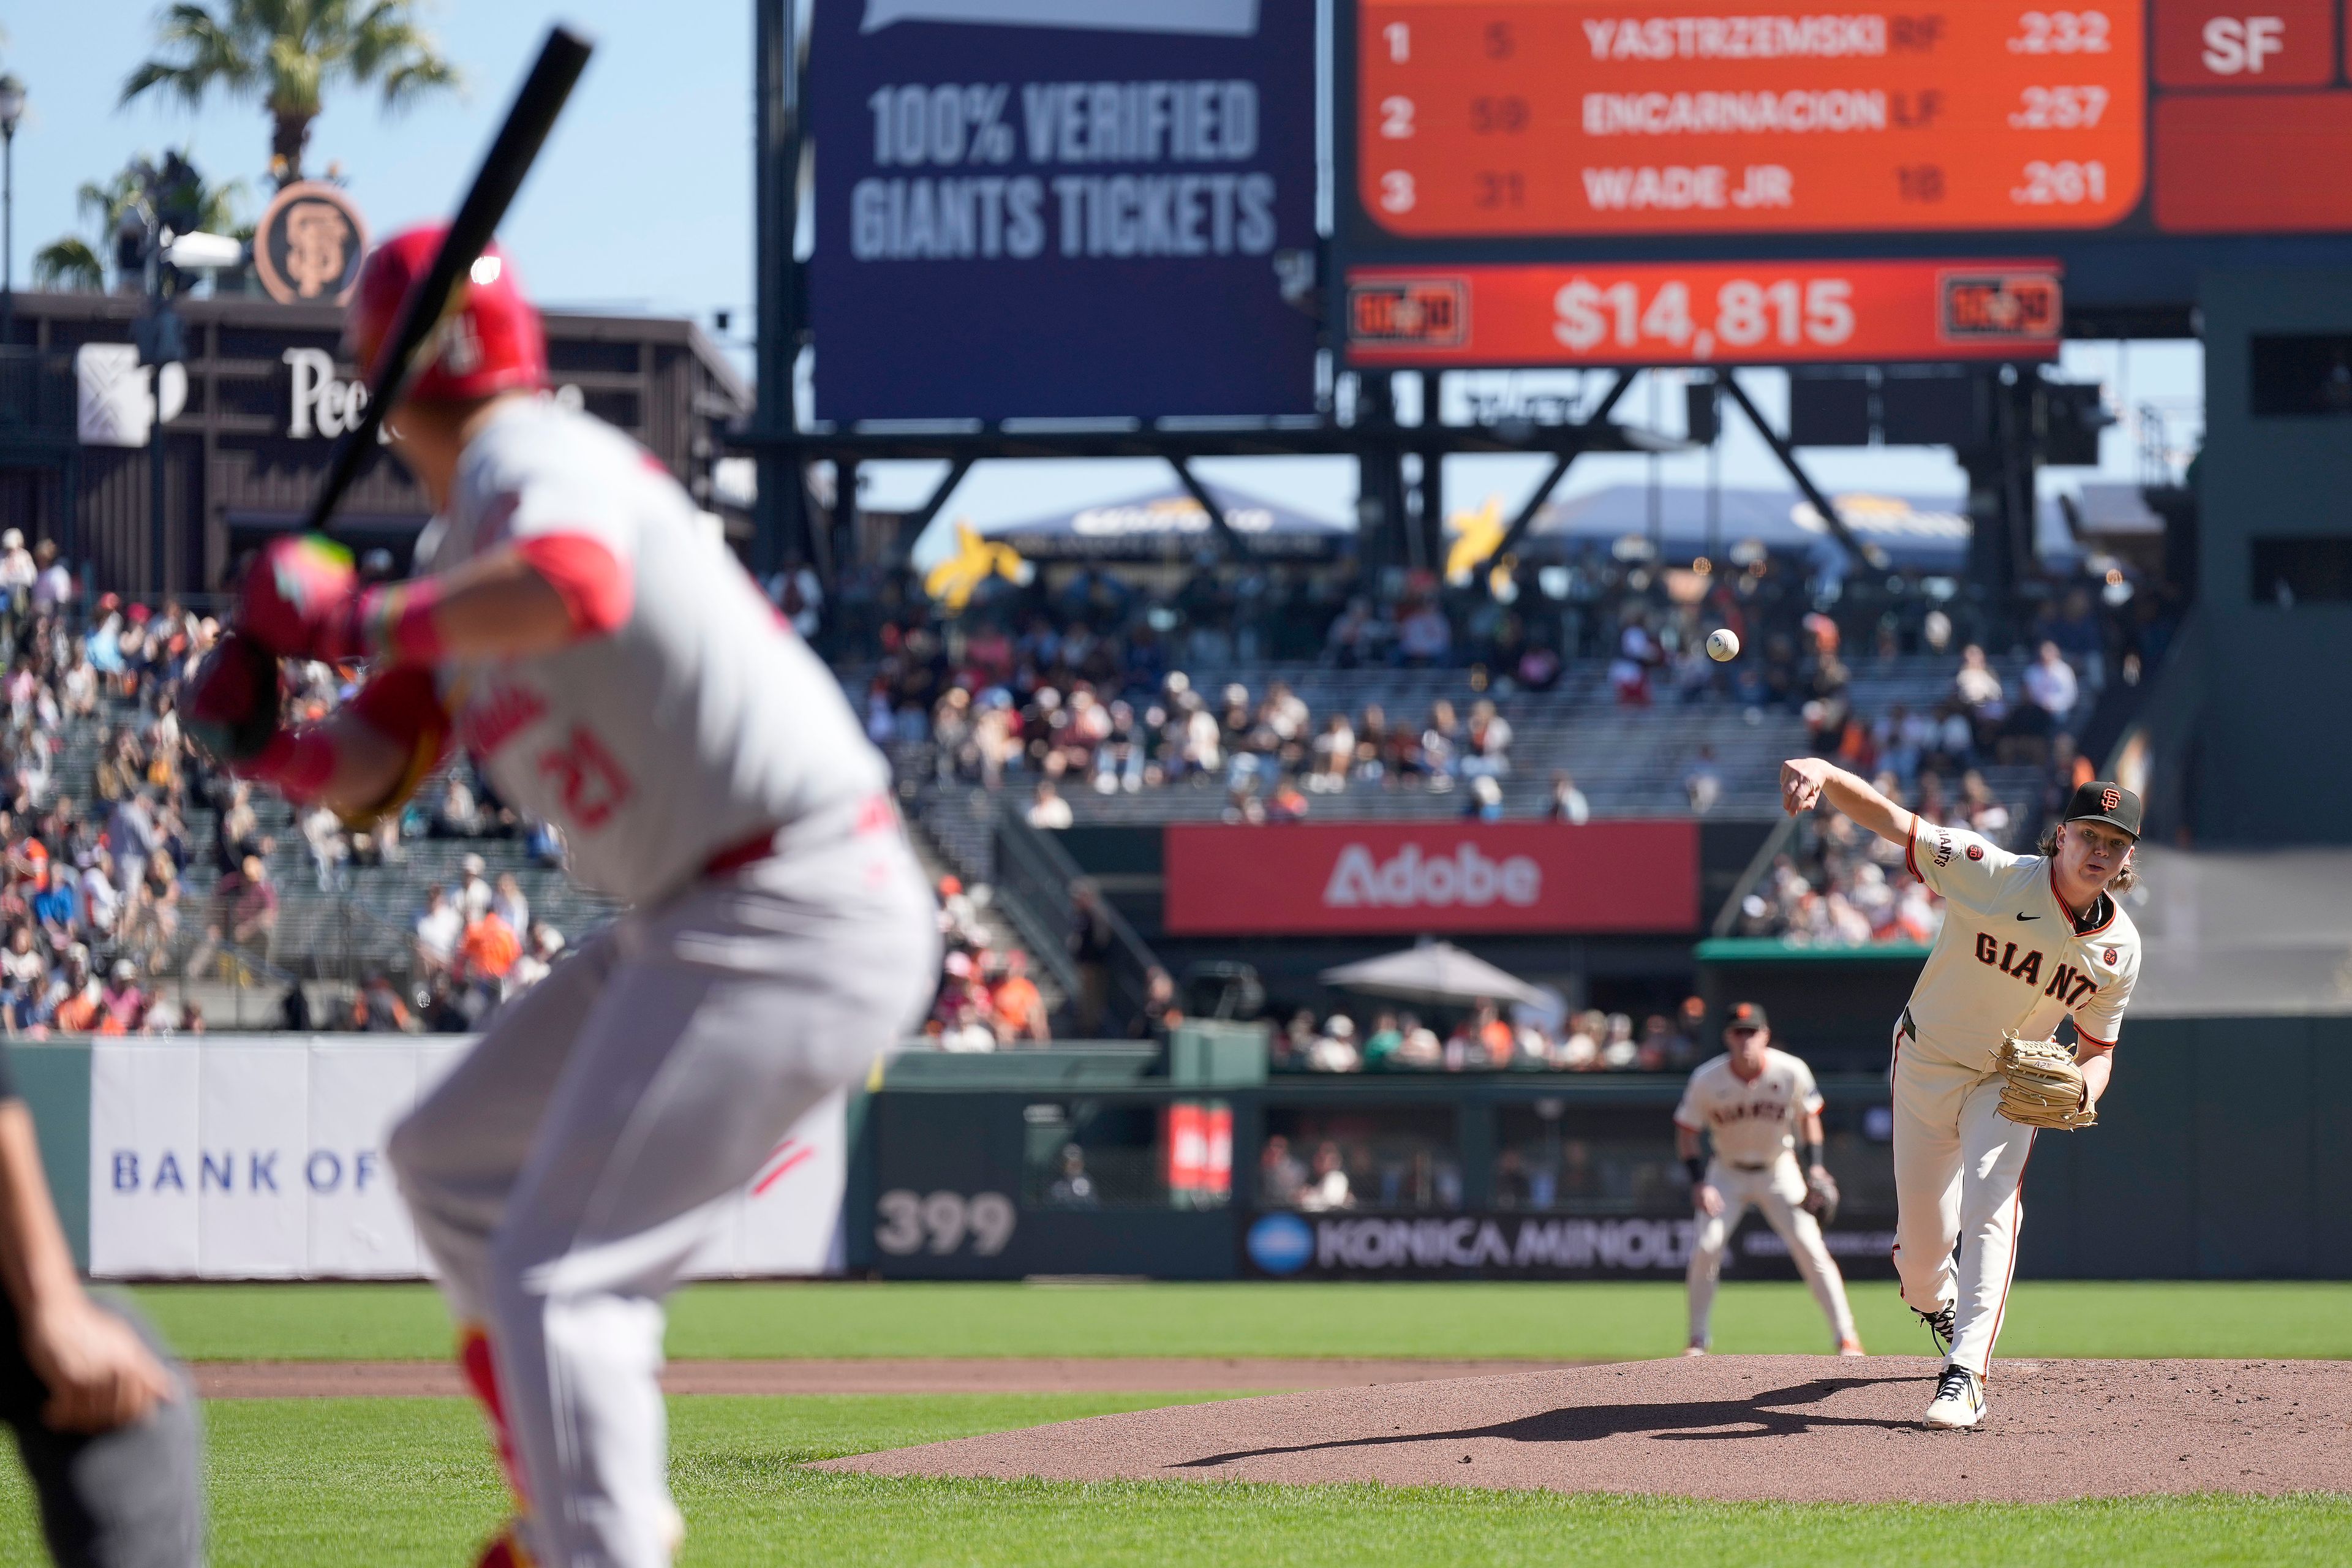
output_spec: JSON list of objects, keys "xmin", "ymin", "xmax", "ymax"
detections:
[{"xmin": 1318, "ymin": 942, "xmax": 1547, "ymax": 1009}]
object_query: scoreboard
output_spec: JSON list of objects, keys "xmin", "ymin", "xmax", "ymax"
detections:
[
  {"xmin": 1359, "ymin": 7, "xmax": 2145, "ymax": 238},
  {"xmin": 1343, "ymin": 2, "xmax": 2352, "ymax": 364}
]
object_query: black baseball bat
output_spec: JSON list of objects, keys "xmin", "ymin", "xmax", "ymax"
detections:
[{"xmin": 303, "ymin": 23, "xmax": 595, "ymax": 534}]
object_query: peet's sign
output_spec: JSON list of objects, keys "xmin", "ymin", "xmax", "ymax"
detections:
[
  {"xmin": 284, "ymin": 347, "xmax": 373, "ymax": 439},
  {"xmin": 284, "ymin": 350, "xmax": 586, "ymax": 440},
  {"xmin": 1162, "ymin": 821, "xmax": 1698, "ymax": 935}
]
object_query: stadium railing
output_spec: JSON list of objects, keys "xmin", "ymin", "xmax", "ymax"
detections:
[{"xmin": 989, "ymin": 796, "xmax": 1165, "ymax": 1034}]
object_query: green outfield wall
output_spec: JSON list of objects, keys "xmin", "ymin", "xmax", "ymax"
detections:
[
  {"xmin": 859, "ymin": 1016, "xmax": 2352, "ymax": 1282},
  {"xmin": 18, "ymin": 1018, "xmax": 2347, "ymax": 1281}
]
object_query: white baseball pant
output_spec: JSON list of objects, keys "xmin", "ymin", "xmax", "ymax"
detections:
[
  {"xmin": 1889, "ymin": 1026, "xmax": 2035, "ymax": 1378},
  {"xmin": 389, "ymin": 824, "xmax": 935, "ymax": 1568},
  {"xmin": 1685, "ymin": 1151, "xmax": 1858, "ymax": 1351}
]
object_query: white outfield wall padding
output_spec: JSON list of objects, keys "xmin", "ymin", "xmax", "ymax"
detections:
[{"xmin": 87, "ymin": 1037, "xmax": 847, "ymax": 1281}]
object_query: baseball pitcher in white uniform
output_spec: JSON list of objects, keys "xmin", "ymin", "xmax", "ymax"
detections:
[
  {"xmin": 1673, "ymin": 1001, "xmax": 1863, "ymax": 1357},
  {"xmin": 186, "ymin": 226, "xmax": 937, "ymax": 1567},
  {"xmin": 1780, "ymin": 761, "xmax": 2143, "ymax": 1431}
]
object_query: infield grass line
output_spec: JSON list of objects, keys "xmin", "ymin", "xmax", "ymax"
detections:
[
  {"xmin": 120, "ymin": 1280, "xmax": 2352, "ymax": 1363},
  {"xmin": 0, "ymin": 1394, "xmax": 2341, "ymax": 1567}
]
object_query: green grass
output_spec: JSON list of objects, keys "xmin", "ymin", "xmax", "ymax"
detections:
[
  {"xmin": 124, "ymin": 1279, "xmax": 2352, "ymax": 1362},
  {"xmin": 1, "ymin": 1394, "xmax": 2344, "ymax": 1566}
]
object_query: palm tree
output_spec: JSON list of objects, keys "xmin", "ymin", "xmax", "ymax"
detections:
[
  {"xmin": 33, "ymin": 157, "xmax": 246, "ymax": 294},
  {"xmin": 31, "ymin": 240, "xmax": 104, "ymax": 294},
  {"xmin": 121, "ymin": 1, "xmax": 459, "ymax": 187}
]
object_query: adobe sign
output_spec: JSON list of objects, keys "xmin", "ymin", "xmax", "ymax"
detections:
[{"xmin": 1161, "ymin": 822, "xmax": 1699, "ymax": 937}]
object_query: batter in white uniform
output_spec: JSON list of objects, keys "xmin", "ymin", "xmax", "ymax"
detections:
[
  {"xmin": 1780, "ymin": 760, "xmax": 2143, "ymax": 1431},
  {"xmin": 1673, "ymin": 1001, "xmax": 1862, "ymax": 1357},
  {"xmin": 189, "ymin": 226, "xmax": 937, "ymax": 1566}
]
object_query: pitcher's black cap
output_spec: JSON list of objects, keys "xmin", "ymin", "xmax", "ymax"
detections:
[
  {"xmin": 1725, "ymin": 1001, "xmax": 1770, "ymax": 1033},
  {"xmin": 2064, "ymin": 782, "xmax": 2142, "ymax": 839}
]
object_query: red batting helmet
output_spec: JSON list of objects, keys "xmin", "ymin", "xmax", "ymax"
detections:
[{"xmin": 345, "ymin": 224, "xmax": 548, "ymax": 403}]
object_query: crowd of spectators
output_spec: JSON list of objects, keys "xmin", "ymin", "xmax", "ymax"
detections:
[
  {"xmin": 0, "ymin": 545, "xmax": 590, "ymax": 1037},
  {"xmin": 919, "ymin": 873, "xmax": 1058, "ymax": 1051},
  {"xmin": 852, "ymin": 535, "xmax": 2177, "ymax": 830},
  {"xmin": 374, "ymin": 853, "xmax": 570, "ymax": 1034},
  {"xmin": 918, "ymin": 669, "xmax": 1523, "ymax": 823},
  {"xmin": 1732, "ymin": 595, "xmax": 2122, "ymax": 946},
  {"xmin": 1266, "ymin": 995, "xmax": 1709, "ymax": 1076},
  {"xmin": 0, "ymin": 586, "xmax": 225, "ymax": 1036}
]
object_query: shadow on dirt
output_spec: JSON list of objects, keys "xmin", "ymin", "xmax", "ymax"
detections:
[{"xmin": 1174, "ymin": 1371, "xmax": 1934, "ymax": 1468}]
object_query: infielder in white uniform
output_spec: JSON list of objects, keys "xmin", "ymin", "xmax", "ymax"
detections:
[
  {"xmin": 1674, "ymin": 1001, "xmax": 1863, "ymax": 1357},
  {"xmin": 187, "ymin": 227, "xmax": 936, "ymax": 1567},
  {"xmin": 1781, "ymin": 760, "xmax": 2142, "ymax": 1431}
]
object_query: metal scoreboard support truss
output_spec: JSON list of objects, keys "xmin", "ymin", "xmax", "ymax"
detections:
[
  {"xmin": 736, "ymin": 2, "xmax": 2070, "ymax": 595},
  {"xmin": 1331, "ymin": 0, "xmax": 2352, "ymax": 616}
]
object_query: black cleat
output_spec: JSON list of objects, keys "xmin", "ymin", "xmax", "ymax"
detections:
[{"xmin": 1917, "ymin": 1305, "xmax": 1955, "ymax": 1356}]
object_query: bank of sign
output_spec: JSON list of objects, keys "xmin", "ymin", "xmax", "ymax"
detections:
[
  {"xmin": 1161, "ymin": 821, "xmax": 1698, "ymax": 935},
  {"xmin": 89, "ymin": 1039, "xmax": 847, "ymax": 1280}
]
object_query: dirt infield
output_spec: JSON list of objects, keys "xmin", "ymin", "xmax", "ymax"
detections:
[
  {"xmin": 192, "ymin": 1358, "xmax": 1569, "ymax": 1398},
  {"xmin": 823, "ymin": 1356, "xmax": 2352, "ymax": 1502}
]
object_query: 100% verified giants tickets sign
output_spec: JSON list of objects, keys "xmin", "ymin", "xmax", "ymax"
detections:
[{"xmin": 807, "ymin": 0, "xmax": 1320, "ymax": 421}]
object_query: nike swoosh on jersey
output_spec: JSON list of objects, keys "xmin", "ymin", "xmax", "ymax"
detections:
[{"xmin": 2015, "ymin": 913, "xmax": 2040, "ymax": 921}]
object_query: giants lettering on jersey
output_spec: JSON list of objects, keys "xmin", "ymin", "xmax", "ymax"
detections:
[
  {"xmin": 1972, "ymin": 932, "xmax": 2097, "ymax": 1007},
  {"xmin": 1708, "ymin": 1097, "xmax": 1791, "ymax": 1128}
]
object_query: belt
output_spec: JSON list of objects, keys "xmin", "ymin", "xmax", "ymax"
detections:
[
  {"xmin": 699, "ymin": 794, "xmax": 901, "ymax": 878},
  {"xmin": 1899, "ymin": 1006, "xmax": 1918, "ymax": 1042},
  {"xmin": 702, "ymin": 826, "xmax": 783, "ymax": 877},
  {"xmin": 1722, "ymin": 1159, "xmax": 1777, "ymax": 1172}
]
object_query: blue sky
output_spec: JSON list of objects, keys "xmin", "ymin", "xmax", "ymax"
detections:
[{"xmin": 1, "ymin": 2, "xmax": 2203, "ymax": 529}]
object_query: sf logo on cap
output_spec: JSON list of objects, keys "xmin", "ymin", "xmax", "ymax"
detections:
[{"xmin": 2101, "ymin": 787, "xmax": 2122, "ymax": 813}]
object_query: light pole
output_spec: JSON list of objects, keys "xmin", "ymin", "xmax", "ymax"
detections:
[{"xmin": 0, "ymin": 74, "xmax": 26, "ymax": 350}]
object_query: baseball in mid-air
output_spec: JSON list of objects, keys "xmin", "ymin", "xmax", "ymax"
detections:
[{"xmin": 1706, "ymin": 628, "xmax": 1741, "ymax": 662}]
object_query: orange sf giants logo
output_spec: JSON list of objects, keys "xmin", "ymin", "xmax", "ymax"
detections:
[
  {"xmin": 252, "ymin": 181, "xmax": 370, "ymax": 306},
  {"xmin": 1349, "ymin": 277, "xmax": 1469, "ymax": 349},
  {"xmin": 1939, "ymin": 270, "xmax": 2061, "ymax": 344},
  {"xmin": 2101, "ymin": 787, "xmax": 2123, "ymax": 812}
]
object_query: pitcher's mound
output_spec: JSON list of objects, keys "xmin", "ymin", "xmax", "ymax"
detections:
[{"xmin": 821, "ymin": 1356, "xmax": 2352, "ymax": 1503}]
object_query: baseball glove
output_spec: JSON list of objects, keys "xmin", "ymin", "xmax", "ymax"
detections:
[
  {"xmin": 1802, "ymin": 1167, "xmax": 1840, "ymax": 1226},
  {"xmin": 1996, "ymin": 1031, "xmax": 2097, "ymax": 1130},
  {"xmin": 184, "ymin": 631, "xmax": 284, "ymax": 767}
]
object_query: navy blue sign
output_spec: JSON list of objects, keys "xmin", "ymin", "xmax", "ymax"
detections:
[{"xmin": 808, "ymin": 0, "xmax": 1320, "ymax": 421}]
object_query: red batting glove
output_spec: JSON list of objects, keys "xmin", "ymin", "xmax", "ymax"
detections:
[
  {"xmin": 233, "ymin": 725, "xmax": 338, "ymax": 802},
  {"xmin": 239, "ymin": 535, "xmax": 369, "ymax": 661}
]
